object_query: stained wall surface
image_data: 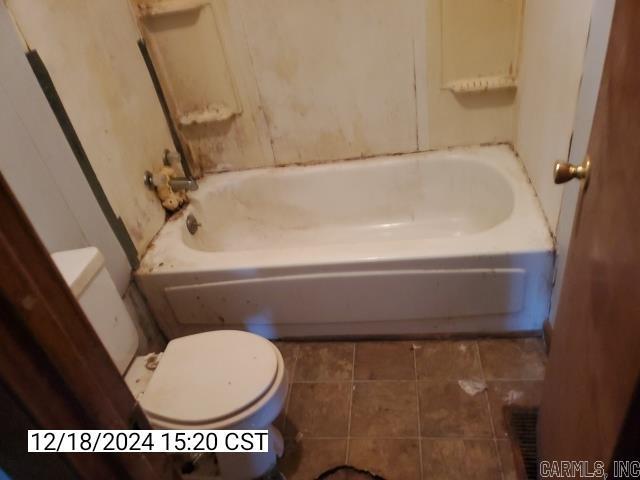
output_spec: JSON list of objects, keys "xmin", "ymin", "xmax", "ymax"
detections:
[
  {"xmin": 7, "ymin": 0, "xmax": 175, "ymax": 255},
  {"xmin": 0, "ymin": 3, "xmax": 131, "ymax": 292},
  {"xmin": 131, "ymin": 0, "xmax": 525, "ymax": 172},
  {"xmin": 516, "ymin": 0, "xmax": 594, "ymax": 232},
  {"xmin": 6, "ymin": 0, "xmax": 593, "ymax": 250}
]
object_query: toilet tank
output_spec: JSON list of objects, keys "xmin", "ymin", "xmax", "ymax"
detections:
[{"xmin": 51, "ymin": 247, "xmax": 139, "ymax": 374}]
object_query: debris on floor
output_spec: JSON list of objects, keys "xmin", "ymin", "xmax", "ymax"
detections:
[
  {"xmin": 504, "ymin": 389, "xmax": 525, "ymax": 404},
  {"xmin": 457, "ymin": 379, "xmax": 487, "ymax": 396}
]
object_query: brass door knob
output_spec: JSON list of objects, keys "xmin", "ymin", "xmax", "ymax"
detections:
[{"xmin": 554, "ymin": 156, "xmax": 591, "ymax": 184}]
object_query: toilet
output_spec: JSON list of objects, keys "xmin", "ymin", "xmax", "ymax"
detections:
[{"xmin": 51, "ymin": 247, "xmax": 288, "ymax": 479}]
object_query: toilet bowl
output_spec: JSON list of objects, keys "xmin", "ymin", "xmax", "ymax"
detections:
[{"xmin": 52, "ymin": 247, "xmax": 288, "ymax": 479}]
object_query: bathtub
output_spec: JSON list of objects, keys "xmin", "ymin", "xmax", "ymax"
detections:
[{"xmin": 136, "ymin": 145, "xmax": 554, "ymax": 339}]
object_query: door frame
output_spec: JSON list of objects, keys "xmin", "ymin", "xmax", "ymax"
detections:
[
  {"xmin": 0, "ymin": 172, "xmax": 176, "ymax": 479},
  {"xmin": 549, "ymin": 0, "xmax": 615, "ymax": 329}
]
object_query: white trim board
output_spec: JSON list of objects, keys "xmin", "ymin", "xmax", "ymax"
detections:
[
  {"xmin": 549, "ymin": 0, "xmax": 615, "ymax": 325},
  {"xmin": 0, "ymin": 3, "xmax": 131, "ymax": 293}
]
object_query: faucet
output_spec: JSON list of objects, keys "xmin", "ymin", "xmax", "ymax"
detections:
[
  {"xmin": 143, "ymin": 150, "xmax": 198, "ymax": 192},
  {"xmin": 168, "ymin": 177, "xmax": 198, "ymax": 191},
  {"xmin": 144, "ymin": 170, "xmax": 198, "ymax": 192},
  {"xmin": 163, "ymin": 150, "xmax": 198, "ymax": 191}
]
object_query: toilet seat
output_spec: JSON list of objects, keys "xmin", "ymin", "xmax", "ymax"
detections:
[{"xmin": 140, "ymin": 330, "xmax": 287, "ymax": 429}]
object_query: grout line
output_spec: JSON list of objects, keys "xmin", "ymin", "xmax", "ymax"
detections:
[
  {"xmin": 413, "ymin": 343, "xmax": 424, "ymax": 479},
  {"xmin": 281, "ymin": 388, "xmax": 292, "ymax": 436},
  {"xmin": 291, "ymin": 379, "xmax": 418, "ymax": 384},
  {"xmin": 344, "ymin": 343, "xmax": 356, "ymax": 463},
  {"xmin": 285, "ymin": 378, "xmax": 542, "ymax": 385},
  {"xmin": 494, "ymin": 437, "xmax": 505, "ymax": 480},
  {"xmin": 481, "ymin": 377, "xmax": 545, "ymax": 382},
  {"xmin": 475, "ymin": 340, "xmax": 505, "ymax": 480},
  {"xmin": 281, "ymin": 344, "xmax": 299, "ymax": 437}
]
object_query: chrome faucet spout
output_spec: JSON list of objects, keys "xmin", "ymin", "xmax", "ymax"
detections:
[{"xmin": 168, "ymin": 177, "xmax": 198, "ymax": 191}]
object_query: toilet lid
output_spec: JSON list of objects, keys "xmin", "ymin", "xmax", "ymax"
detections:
[{"xmin": 140, "ymin": 330, "xmax": 279, "ymax": 426}]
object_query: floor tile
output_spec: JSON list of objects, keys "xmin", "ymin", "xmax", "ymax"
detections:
[
  {"xmin": 285, "ymin": 383, "xmax": 351, "ymax": 438},
  {"xmin": 415, "ymin": 340, "xmax": 483, "ymax": 381},
  {"xmin": 279, "ymin": 438, "xmax": 347, "ymax": 480},
  {"xmin": 497, "ymin": 439, "xmax": 518, "ymax": 480},
  {"xmin": 273, "ymin": 343, "xmax": 297, "ymax": 432},
  {"xmin": 275, "ymin": 342, "xmax": 299, "ymax": 383},
  {"xmin": 354, "ymin": 341, "xmax": 415, "ymax": 380},
  {"xmin": 348, "ymin": 438, "xmax": 421, "ymax": 480},
  {"xmin": 350, "ymin": 381, "xmax": 418, "ymax": 437},
  {"xmin": 418, "ymin": 381, "xmax": 492, "ymax": 437},
  {"xmin": 273, "ymin": 337, "xmax": 545, "ymax": 478},
  {"xmin": 421, "ymin": 438, "xmax": 501, "ymax": 480},
  {"xmin": 295, "ymin": 342, "xmax": 354, "ymax": 381},
  {"xmin": 478, "ymin": 338, "xmax": 546, "ymax": 380},
  {"xmin": 487, "ymin": 381, "xmax": 543, "ymax": 437}
]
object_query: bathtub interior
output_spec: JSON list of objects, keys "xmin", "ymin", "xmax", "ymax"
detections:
[
  {"xmin": 136, "ymin": 145, "xmax": 554, "ymax": 339},
  {"xmin": 182, "ymin": 155, "xmax": 515, "ymax": 252}
]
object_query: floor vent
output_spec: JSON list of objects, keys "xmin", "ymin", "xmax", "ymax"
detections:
[{"xmin": 506, "ymin": 406, "xmax": 539, "ymax": 480}]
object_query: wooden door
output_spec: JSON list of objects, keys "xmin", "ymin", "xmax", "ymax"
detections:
[
  {"xmin": 539, "ymin": 0, "xmax": 640, "ymax": 473},
  {"xmin": 0, "ymin": 175, "xmax": 176, "ymax": 478}
]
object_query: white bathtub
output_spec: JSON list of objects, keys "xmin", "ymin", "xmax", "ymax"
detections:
[{"xmin": 136, "ymin": 145, "xmax": 554, "ymax": 339}]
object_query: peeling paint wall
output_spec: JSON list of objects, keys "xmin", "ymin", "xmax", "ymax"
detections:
[
  {"xmin": 6, "ymin": 0, "xmax": 175, "ymax": 256},
  {"xmin": 131, "ymin": 0, "xmax": 522, "ymax": 173}
]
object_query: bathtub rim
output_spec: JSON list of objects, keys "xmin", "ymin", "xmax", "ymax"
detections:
[{"xmin": 137, "ymin": 144, "xmax": 553, "ymax": 276}]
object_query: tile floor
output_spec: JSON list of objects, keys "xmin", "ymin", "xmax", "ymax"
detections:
[{"xmin": 274, "ymin": 337, "xmax": 546, "ymax": 480}]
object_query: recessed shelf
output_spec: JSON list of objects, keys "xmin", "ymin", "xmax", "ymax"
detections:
[
  {"xmin": 138, "ymin": 0, "xmax": 206, "ymax": 17},
  {"xmin": 445, "ymin": 75, "xmax": 517, "ymax": 94},
  {"xmin": 139, "ymin": 1, "xmax": 242, "ymax": 131},
  {"xmin": 441, "ymin": 0, "xmax": 523, "ymax": 94},
  {"xmin": 178, "ymin": 103, "xmax": 239, "ymax": 127}
]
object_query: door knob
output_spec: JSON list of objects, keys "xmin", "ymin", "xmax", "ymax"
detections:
[{"xmin": 554, "ymin": 156, "xmax": 591, "ymax": 184}]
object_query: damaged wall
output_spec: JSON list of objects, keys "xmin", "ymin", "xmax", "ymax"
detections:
[
  {"xmin": 6, "ymin": 0, "xmax": 176, "ymax": 256},
  {"xmin": 131, "ymin": 0, "xmax": 522, "ymax": 173}
]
